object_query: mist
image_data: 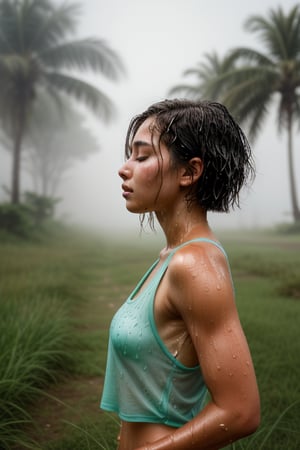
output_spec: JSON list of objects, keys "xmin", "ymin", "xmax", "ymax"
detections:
[{"xmin": 1, "ymin": 0, "xmax": 299, "ymax": 234}]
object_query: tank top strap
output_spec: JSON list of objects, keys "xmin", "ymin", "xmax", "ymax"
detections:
[
  {"xmin": 129, "ymin": 258, "xmax": 160, "ymax": 299},
  {"xmin": 151, "ymin": 238, "xmax": 227, "ymax": 283},
  {"xmin": 166, "ymin": 237, "xmax": 227, "ymax": 262},
  {"xmin": 133, "ymin": 238, "xmax": 228, "ymax": 298}
]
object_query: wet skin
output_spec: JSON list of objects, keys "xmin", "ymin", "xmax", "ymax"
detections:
[{"xmin": 116, "ymin": 118, "xmax": 260, "ymax": 450}]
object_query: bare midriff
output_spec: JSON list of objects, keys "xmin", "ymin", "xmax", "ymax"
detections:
[{"xmin": 117, "ymin": 421, "xmax": 175, "ymax": 450}]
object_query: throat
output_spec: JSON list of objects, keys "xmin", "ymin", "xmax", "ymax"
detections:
[{"xmin": 157, "ymin": 207, "xmax": 210, "ymax": 248}]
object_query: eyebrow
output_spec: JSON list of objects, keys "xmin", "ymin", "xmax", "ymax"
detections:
[{"xmin": 132, "ymin": 139, "xmax": 153, "ymax": 149}]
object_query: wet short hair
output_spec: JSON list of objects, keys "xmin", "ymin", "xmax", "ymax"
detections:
[{"xmin": 125, "ymin": 98, "xmax": 255, "ymax": 213}]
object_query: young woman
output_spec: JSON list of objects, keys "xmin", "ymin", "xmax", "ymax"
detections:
[{"xmin": 100, "ymin": 99, "xmax": 260, "ymax": 450}]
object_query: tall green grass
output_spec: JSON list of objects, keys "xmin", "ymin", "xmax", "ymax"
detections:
[
  {"xmin": 49, "ymin": 230, "xmax": 300, "ymax": 450},
  {"xmin": 0, "ymin": 232, "xmax": 90, "ymax": 449},
  {"xmin": 222, "ymin": 233, "xmax": 300, "ymax": 449},
  {"xmin": 1, "ymin": 229, "xmax": 300, "ymax": 449},
  {"xmin": 0, "ymin": 297, "xmax": 73, "ymax": 449}
]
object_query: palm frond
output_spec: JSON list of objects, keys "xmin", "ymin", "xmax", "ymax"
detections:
[
  {"xmin": 246, "ymin": 102, "xmax": 270, "ymax": 142},
  {"xmin": 183, "ymin": 66, "xmax": 206, "ymax": 79},
  {"xmin": 0, "ymin": 53, "xmax": 31, "ymax": 75},
  {"xmin": 284, "ymin": 5, "xmax": 300, "ymax": 57},
  {"xmin": 277, "ymin": 94, "xmax": 289, "ymax": 134},
  {"xmin": 245, "ymin": 5, "xmax": 300, "ymax": 60},
  {"xmin": 168, "ymin": 84, "xmax": 203, "ymax": 100},
  {"xmin": 0, "ymin": 0, "xmax": 58, "ymax": 53},
  {"xmin": 0, "ymin": 0, "xmax": 21, "ymax": 52},
  {"xmin": 226, "ymin": 84, "xmax": 273, "ymax": 141},
  {"xmin": 228, "ymin": 47, "xmax": 275, "ymax": 66},
  {"xmin": 293, "ymin": 96, "xmax": 300, "ymax": 131},
  {"xmin": 245, "ymin": 14, "xmax": 287, "ymax": 59},
  {"xmin": 27, "ymin": 0, "xmax": 80, "ymax": 51},
  {"xmin": 168, "ymin": 51, "xmax": 236, "ymax": 101},
  {"xmin": 43, "ymin": 71, "xmax": 116, "ymax": 121},
  {"xmin": 39, "ymin": 38, "xmax": 125, "ymax": 80},
  {"xmin": 222, "ymin": 68, "xmax": 276, "ymax": 107}
]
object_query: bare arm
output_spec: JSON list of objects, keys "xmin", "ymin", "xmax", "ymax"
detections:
[{"xmin": 135, "ymin": 245, "xmax": 260, "ymax": 450}]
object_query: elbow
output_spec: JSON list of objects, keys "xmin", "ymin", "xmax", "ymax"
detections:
[
  {"xmin": 235, "ymin": 399, "xmax": 261, "ymax": 438},
  {"xmin": 242, "ymin": 409, "xmax": 261, "ymax": 436}
]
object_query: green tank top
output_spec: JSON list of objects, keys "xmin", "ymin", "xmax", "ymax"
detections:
[{"xmin": 100, "ymin": 238, "xmax": 227, "ymax": 427}]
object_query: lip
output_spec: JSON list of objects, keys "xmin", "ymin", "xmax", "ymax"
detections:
[{"xmin": 121, "ymin": 184, "xmax": 133, "ymax": 198}]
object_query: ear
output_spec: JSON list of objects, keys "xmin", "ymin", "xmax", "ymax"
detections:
[{"xmin": 179, "ymin": 157, "xmax": 204, "ymax": 187}]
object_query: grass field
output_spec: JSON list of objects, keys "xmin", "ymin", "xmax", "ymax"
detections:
[{"xmin": 0, "ymin": 227, "xmax": 299, "ymax": 449}]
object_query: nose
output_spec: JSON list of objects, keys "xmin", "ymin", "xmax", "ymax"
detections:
[{"xmin": 118, "ymin": 162, "xmax": 130, "ymax": 180}]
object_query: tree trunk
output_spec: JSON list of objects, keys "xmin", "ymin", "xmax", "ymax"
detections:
[
  {"xmin": 287, "ymin": 116, "xmax": 300, "ymax": 223},
  {"xmin": 11, "ymin": 109, "xmax": 26, "ymax": 204}
]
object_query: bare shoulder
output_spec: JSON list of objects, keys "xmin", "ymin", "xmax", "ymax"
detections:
[
  {"xmin": 167, "ymin": 241, "xmax": 235, "ymax": 324},
  {"xmin": 168, "ymin": 240, "xmax": 231, "ymax": 288}
]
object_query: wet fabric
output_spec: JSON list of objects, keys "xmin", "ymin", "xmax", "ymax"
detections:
[{"xmin": 100, "ymin": 238, "xmax": 227, "ymax": 427}]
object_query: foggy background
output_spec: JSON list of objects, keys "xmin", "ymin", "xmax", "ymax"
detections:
[{"xmin": 1, "ymin": 0, "xmax": 299, "ymax": 233}]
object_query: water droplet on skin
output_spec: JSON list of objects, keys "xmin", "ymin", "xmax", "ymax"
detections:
[
  {"xmin": 169, "ymin": 435, "xmax": 175, "ymax": 444},
  {"xmin": 210, "ymin": 339, "xmax": 217, "ymax": 351},
  {"xmin": 219, "ymin": 423, "xmax": 229, "ymax": 431},
  {"xmin": 217, "ymin": 365, "xmax": 221, "ymax": 371},
  {"xmin": 232, "ymin": 354, "xmax": 237, "ymax": 359}
]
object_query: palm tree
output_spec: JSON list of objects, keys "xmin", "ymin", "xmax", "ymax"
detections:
[
  {"xmin": 169, "ymin": 4, "xmax": 300, "ymax": 224},
  {"xmin": 0, "ymin": 0, "xmax": 125, "ymax": 204},
  {"xmin": 223, "ymin": 5, "xmax": 300, "ymax": 223}
]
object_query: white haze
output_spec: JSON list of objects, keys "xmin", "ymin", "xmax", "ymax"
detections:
[{"xmin": 0, "ymin": 0, "xmax": 299, "ymax": 233}]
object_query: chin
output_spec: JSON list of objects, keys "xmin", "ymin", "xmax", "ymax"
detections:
[
  {"xmin": 126, "ymin": 204, "xmax": 148, "ymax": 214},
  {"xmin": 126, "ymin": 206, "xmax": 142, "ymax": 214}
]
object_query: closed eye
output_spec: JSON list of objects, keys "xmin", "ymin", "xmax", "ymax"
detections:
[{"xmin": 136, "ymin": 156, "xmax": 148, "ymax": 162}]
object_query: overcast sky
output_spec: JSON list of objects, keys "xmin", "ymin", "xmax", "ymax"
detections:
[{"xmin": 1, "ymin": 0, "xmax": 299, "ymax": 233}]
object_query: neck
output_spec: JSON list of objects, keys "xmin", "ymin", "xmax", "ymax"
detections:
[{"xmin": 156, "ymin": 204, "xmax": 214, "ymax": 250}]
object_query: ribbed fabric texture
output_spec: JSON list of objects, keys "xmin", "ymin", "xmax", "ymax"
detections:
[{"xmin": 100, "ymin": 238, "xmax": 227, "ymax": 427}]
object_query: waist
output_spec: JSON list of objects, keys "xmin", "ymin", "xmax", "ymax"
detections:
[{"xmin": 118, "ymin": 421, "xmax": 176, "ymax": 450}]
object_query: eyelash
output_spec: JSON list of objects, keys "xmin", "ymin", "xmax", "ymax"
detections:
[{"xmin": 136, "ymin": 156, "xmax": 148, "ymax": 162}]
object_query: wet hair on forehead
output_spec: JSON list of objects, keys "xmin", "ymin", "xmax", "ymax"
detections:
[{"xmin": 125, "ymin": 98, "xmax": 255, "ymax": 214}]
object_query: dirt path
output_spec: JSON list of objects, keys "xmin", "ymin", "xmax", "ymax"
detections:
[
  {"xmin": 27, "ymin": 375, "xmax": 103, "ymax": 446},
  {"xmin": 25, "ymin": 252, "xmax": 124, "ymax": 449}
]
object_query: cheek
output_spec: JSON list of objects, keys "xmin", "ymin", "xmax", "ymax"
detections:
[{"xmin": 141, "ymin": 164, "xmax": 160, "ymax": 185}]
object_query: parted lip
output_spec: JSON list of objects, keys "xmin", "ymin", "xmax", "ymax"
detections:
[{"xmin": 121, "ymin": 184, "xmax": 133, "ymax": 193}]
